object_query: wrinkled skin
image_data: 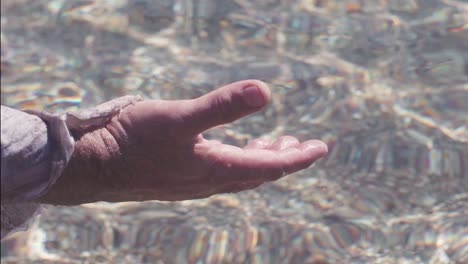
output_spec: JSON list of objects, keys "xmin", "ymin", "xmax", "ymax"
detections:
[{"xmin": 39, "ymin": 80, "xmax": 328, "ymax": 205}]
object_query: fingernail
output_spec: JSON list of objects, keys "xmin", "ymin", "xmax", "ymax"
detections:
[
  {"xmin": 304, "ymin": 141, "xmax": 328, "ymax": 154},
  {"xmin": 243, "ymin": 85, "xmax": 266, "ymax": 107},
  {"xmin": 319, "ymin": 142, "xmax": 328, "ymax": 153}
]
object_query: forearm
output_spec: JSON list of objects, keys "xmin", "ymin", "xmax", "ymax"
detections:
[{"xmin": 1, "ymin": 96, "xmax": 143, "ymax": 238}]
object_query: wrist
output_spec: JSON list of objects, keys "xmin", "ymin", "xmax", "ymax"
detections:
[{"xmin": 38, "ymin": 128, "xmax": 112, "ymax": 205}]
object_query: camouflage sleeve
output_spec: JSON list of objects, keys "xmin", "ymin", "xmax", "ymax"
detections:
[{"xmin": 1, "ymin": 105, "xmax": 74, "ymax": 239}]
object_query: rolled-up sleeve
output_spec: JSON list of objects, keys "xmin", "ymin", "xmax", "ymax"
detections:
[
  {"xmin": 1, "ymin": 106, "xmax": 74, "ymax": 239},
  {"xmin": 1, "ymin": 96, "xmax": 141, "ymax": 239}
]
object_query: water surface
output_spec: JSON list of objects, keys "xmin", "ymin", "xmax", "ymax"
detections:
[{"xmin": 1, "ymin": 0, "xmax": 467, "ymax": 263}]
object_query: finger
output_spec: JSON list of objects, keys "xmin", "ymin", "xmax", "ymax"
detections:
[
  {"xmin": 182, "ymin": 80, "xmax": 271, "ymax": 136},
  {"xmin": 207, "ymin": 139, "xmax": 223, "ymax": 146},
  {"xmin": 267, "ymin": 136, "xmax": 300, "ymax": 151},
  {"xmin": 244, "ymin": 138, "xmax": 271, "ymax": 150},
  {"xmin": 218, "ymin": 181, "xmax": 264, "ymax": 194},
  {"xmin": 208, "ymin": 140, "xmax": 328, "ymax": 183}
]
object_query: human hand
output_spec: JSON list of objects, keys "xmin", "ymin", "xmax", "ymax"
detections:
[{"xmin": 40, "ymin": 80, "xmax": 328, "ymax": 205}]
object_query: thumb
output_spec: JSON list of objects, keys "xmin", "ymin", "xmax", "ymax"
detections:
[{"xmin": 183, "ymin": 80, "xmax": 271, "ymax": 135}]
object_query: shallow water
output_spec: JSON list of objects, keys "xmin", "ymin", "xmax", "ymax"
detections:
[{"xmin": 1, "ymin": 0, "xmax": 467, "ymax": 263}]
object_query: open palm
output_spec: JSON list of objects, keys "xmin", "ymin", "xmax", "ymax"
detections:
[{"xmin": 40, "ymin": 80, "xmax": 327, "ymax": 205}]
